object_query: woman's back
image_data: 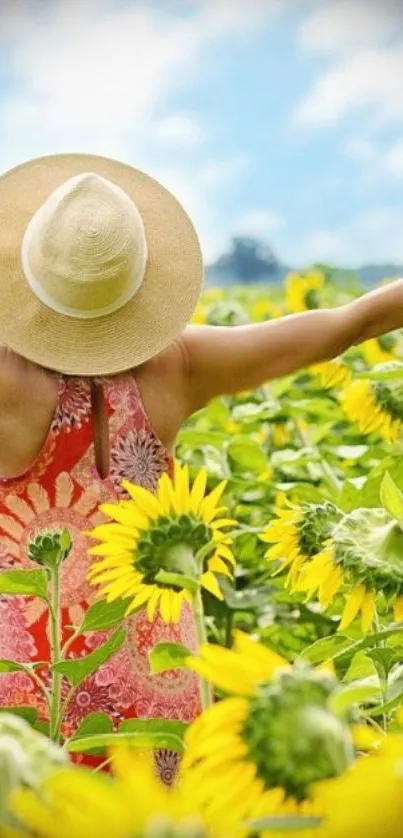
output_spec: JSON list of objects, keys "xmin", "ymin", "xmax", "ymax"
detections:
[{"xmin": 0, "ymin": 359, "xmax": 199, "ymax": 779}]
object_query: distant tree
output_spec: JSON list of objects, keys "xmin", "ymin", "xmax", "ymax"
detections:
[{"xmin": 214, "ymin": 237, "xmax": 279, "ymax": 283}]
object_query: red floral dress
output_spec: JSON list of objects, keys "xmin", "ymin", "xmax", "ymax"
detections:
[{"xmin": 0, "ymin": 375, "xmax": 200, "ymax": 781}]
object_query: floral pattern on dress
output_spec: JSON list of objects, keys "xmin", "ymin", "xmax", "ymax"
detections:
[
  {"xmin": 87, "ymin": 607, "xmax": 200, "ymax": 722},
  {"xmin": 155, "ymin": 750, "xmax": 180, "ymax": 786},
  {"xmin": 64, "ymin": 674, "xmax": 121, "ymax": 732},
  {"xmin": 0, "ymin": 474, "xmax": 105, "ymax": 631},
  {"xmin": 51, "ymin": 378, "xmax": 92, "ymax": 433},
  {"xmin": 110, "ymin": 427, "xmax": 170, "ymax": 493},
  {"xmin": 0, "ymin": 374, "xmax": 199, "ymax": 775}
]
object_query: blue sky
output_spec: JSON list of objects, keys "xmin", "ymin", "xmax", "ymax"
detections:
[{"xmin": 1, "ymin": 0, "xmax": 403, "ymax": 267}]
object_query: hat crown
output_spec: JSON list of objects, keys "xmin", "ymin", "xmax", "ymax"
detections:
[{"xmin": 21, "ymin": 172, "xmax": 148, "ymax": 319}]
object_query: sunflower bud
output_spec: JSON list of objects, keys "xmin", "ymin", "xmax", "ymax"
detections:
[
  {"xmin": 0, "ymin": 714, "xmax": 67, "ymax": 826},
  {"xmin": 298, "ymin": 502, "xmax": 339, "ymax": 557},
  {"xmin": 28, "ymin": 528, "xmax": 72, "ymax": 570},
  {"xmin": 243, "ymin": 664, "xmax": 353, "ymax": 800}
]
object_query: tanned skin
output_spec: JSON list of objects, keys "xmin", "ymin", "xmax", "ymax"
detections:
[{"xmin": 0, "ymin": 279, "xmax": 402, "ymax": 476}]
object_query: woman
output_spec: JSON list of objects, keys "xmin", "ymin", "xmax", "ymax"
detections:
[{"xmin": 0, "ymin": 154, "xmax": 402, "ymax": 777}]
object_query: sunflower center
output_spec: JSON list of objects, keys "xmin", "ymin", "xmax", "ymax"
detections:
[
  {"xmin": 135, "ymin": 515, "xmax": 211, "ymax": 587},
  {"xmin": 333, "ymin": 508, "xmax": 403, "ymax": 596},
  {"xmin": 378, "ymin": 334, "xmax": 397, "ymax": 353},
  {"xmin": 298, "ymin": 503, "xmax": 338, "ymax": 557},
  {"xmin": 304, "ymin": 289, "xmax": 320, "ymax": 310},
  {"xmin": 372, "ymin": 381, "xmax": 403, "ymax": 421},
  {"xmin": 242, "ymin": 666, "xmax": 353, "ymax": 800}
]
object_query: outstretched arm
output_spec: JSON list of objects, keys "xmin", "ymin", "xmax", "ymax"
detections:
[{"xmin": 181, "ymin": 279, "xmax": 403, "ymax": 411}]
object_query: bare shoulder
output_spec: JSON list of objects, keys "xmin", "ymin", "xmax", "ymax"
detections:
[
  {"xmin": 0, "ymin": 346, "xmax": 57, "ymax": 402},
  {"xmin": 133, "ymin": 335, "xmax": 191, "ymax": 451}
]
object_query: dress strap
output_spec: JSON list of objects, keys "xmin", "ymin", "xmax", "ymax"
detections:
[{"xmin": 90, "ymin": 379, "xmax": 110, "ymax": 479}]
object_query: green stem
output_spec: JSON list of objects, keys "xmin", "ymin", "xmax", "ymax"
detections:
[
  {"xmin": 49, "ymin": 568, "xmax": 62, "ymax": 743},
  {"xmin": 192, "ymin": 590, "xmax": 212, "ymax": 710},
  {"xmin": 225, "ymin": 610, "xmax": 234, "ymax": 648}
]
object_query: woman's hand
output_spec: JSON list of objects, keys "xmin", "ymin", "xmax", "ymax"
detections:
[{"xmin": 180, "ymin": 278, "xmax": 403, "ymax": 412}]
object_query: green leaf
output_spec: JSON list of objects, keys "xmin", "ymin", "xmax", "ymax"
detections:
[
  {"xmin": 220, "ymin": 577, "xmax": 273, "ymax": 612},
  {"xmin": 155, "ymin": 570, "xmax": 199, "ymax": 595},
  {"xmin": 247, "ymin": 816, "xmax": 322, "ymax": 831},
  {"xmin": 334, "ymin": 445, "xmax": 368, "ymax": 459},
  {"xmin": 149, "ymin": 642, "xmax": 192, "ymax": 674},
  {"xmin": 0, "ymin": 660, "xmax": 31, "ymax": 674},
  {"xmin": 68, "ymin": 719, "xmax": 187, "ymax": 755},
  {"xmin": 358, "ymin": 361, "xmax": 403, "ymax": 381},
  {"xmin": 228, "ymin": 436, "xmax": 268, "ymax": 473},
  {"xmin": 232, "ymin": 399, "xmax": 280, "ymax": 422},
  {"xmin": 68, "ymin": 712, "xmax": 113, "ymax": 756},
  {"xmin": 366, "ymin": 686, "xmax": 403, "ymax": 719},
  {"xmin": 367, "ymin": 647, "xmax": 402, "ymax": 682},
  {"xmin": 343, "ymin": 651, "xmax": 377, "ymax": 682},
  {"xmin": 74, "ymin": 712, "xmax": 114, "ymax": 738},
  {"xmin": 330, "ymin": 681, "xmax": 382, "ymax": 715},
  {"xmin": 0, "ymin": 569, "xmax": 48, "ymax": 599},
  {"xmin": 380, "ymin": 472, "xmax": 403, "ymax": 522},
  {"xmin": 177, "ymin": 430, "xmax": 227, "ymax": 448},
  {"xmin": 80, "ymin": 598, "xmax": 129, "ymax": 633},
  {"xmin": 205, "ymin": 399, "xmax": 231, "ymax": 429},
  {"xmin": 52, "ymin": 627, "xmax": 126, "ymax": 687},
  {"xmin": 0, "ymin": 707, "xmax": 38, "ymax": 725},
  {"xmin": 302, "ymin": 635, "xmax": 353, "ymax": 664}
]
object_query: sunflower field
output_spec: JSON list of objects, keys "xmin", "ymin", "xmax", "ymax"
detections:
[{"xmin": 2, "ymin": 268, "xmax": 403, "ymax": 837}]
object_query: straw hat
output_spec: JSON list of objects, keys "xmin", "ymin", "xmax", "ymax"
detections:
[{"xmin": 0, "ymin": 153, "xmax": 203, "ymax": 375}]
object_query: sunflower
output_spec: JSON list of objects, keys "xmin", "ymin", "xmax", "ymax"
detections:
[
  {"xmin": 309, "ymin": 358, "xmax": 352, "ymax": 389},
  {"xmin": 10, "ymin": 750, "xmax": 218, "ymax": 838},
  {"xmin": 360, "ymin": 335, "xmax": 398, "ymax": 367},
  {"xmin": 340, "ymin": 379, "xmax": 402, "ymax": 442},
  {"xmin": 251, "ymin": 299, "xmax": 282, "ymax": 321},
  {"xmin": 87, "ymin": 463, "xmax": 235, "ymax": 624},
  {"xmin": 184, "ymin": 631, "xmax": 353, "ymax": 832},
  {"xmin": 260, "ymin": 499, "xmax": 340, "ymax": 585},
  {"xmin": 271, "ymin": 423, "xmax": 292, "ymax": 448},
  {"xmin": 285, "ymin": 269, "xmax": 324, "ymax": 313},
  {"xmin": 312, "ymin": 733, "xmax": 403, "ymax": 838},
  {"xmin": 292, "ymin": 507, "xmax": 403, "ymax": 630}
]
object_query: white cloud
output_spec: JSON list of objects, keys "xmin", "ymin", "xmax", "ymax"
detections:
[
  {"xmin": 0, "ymin": 0, "xmax": 283, "ymax": 171},
  {"xmin": 155, "ymin": 113, "xmax": 205, "ymax": 147},
  {"xmin": 191, "ymin": 0, "xmax": 289, "ymax": 36},
  {"xmin": 0, "ymin": 0, "xmax": 282, "ymax": 261},
  {"xmin": 342, "ymin": 138, "xmax": 376, "ymax": 162},
  {"xmin": 383, "ymin": 142, "xmax": 403, "ymax": 177},
  {"xmin": 295, "ymin": 46, "xmax": 403, "ymax": 128},
  {"xmin": 299, "ymin": 0, "xmax": 403, "ymax": 54},
  {"xmin": 286, "ymin": 206, "xmax": 403, "ymax": 266},
  {"xmin": 199, "ymin": 155, "xmax": 252, "ymax": 188},
  {"xmin": 235, "ymin": 209, "xmax": 284, "ymax": 236},
  {"xmin": 299, "ymin": 230, "xmax": 344, "ymax": 262}
]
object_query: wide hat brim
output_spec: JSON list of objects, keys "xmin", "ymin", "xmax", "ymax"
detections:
[{"xmin": 0, "ymin": 153, "xmax": 203, "ymax": 376}]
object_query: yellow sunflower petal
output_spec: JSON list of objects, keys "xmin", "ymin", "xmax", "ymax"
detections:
[
  {"xmin": 339, "ymin": 585, "xmax": 367, "ymax": 630},
  {"xmin": 120, "ymin": 481, "xmax": 162, "ymax": 520},
  {"xmin": 208, "ymin": 555, "xmax": 233, "ymax": 578},
  {"xmin": 189, "ymin": 468, "xmax": 208, "ymax": 514},
  {"xmin": 200, "ymin": 570, "xmax": 223, "ymax": 600},
  {"xmin": 199, "ymin": 481, "xmax": 228, "ymax": 524},
  {"xmin": 173, "ymin": 461, "xmax": 190, "ymax": 514},
  {"xmin": 360, "ymin": 590, "xmax": 377, "ymax": 632},
  {"xmin": 159, "ymin": 588, "xmax": 174, "ymax": 623},
  {"xmin": 394, "ymin": 596, "xmax": 403, "ymax": 623},
  {"xmin": 146, "ymin": 586, "xmax": 162, "ymax": 621}
]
